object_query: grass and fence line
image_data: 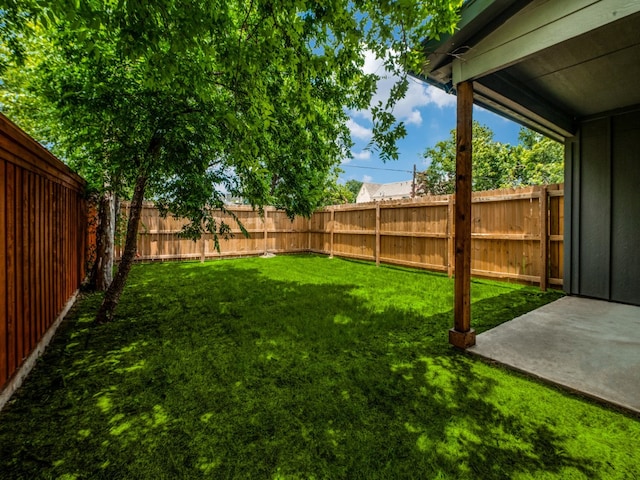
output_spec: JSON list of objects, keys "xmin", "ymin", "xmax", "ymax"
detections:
[
  {"xmin": 118, "ymin": 184, "xmax": 564, "ymax": 289},
  {"xmin": 0, "ymin": 113, "xmax": 89, "ymax": 402},
  {"xmin": 2, "ymin": 256, "xmax": 638, "ymax": 479},
  {"xmin": 2, "ymin": 112, "xmax": 637, "ymax": 478},
  {"xmin": 0, "ymin": 106, "xmax": 563, "ymax": 404}
]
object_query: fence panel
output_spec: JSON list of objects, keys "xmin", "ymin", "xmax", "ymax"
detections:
[
  {"xmin": 331, "ymin": 206, "xmax": 376, "ymax": 261},
  {"xmin": 315, "ymin": 185, "xmax": 563, "ymax": 286},
  {"xmin": 267, "ymin": 210, "xmax": 308, "ymax": 253},
  {"xmin": 470, "ymin": 188, "xmax": 542, "ymax": 282},
  {"xmin": 379, "ymin": 201, "xmax": 449, "ymax": 271},
  {"xmin": 118, "ymin": 205, "xmax": 311, "ymax": 261},
  {"xmin": 116, "ymin": 185, "xmax": 563, "ymax": 288},
  {"xmin": 0, "ymin": 113, "xmax": 87, "ymax": 397},
  {"xmin": 309, "ymin": 211, "xmax": 330, "ymax": 253}
]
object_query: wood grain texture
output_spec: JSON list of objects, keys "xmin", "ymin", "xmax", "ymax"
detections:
[
  {"xmin": 0, "ymin": 113, "xmax": 87, "ymax": 395},
  {"xmin": 454, "ymin": 80, "xmax": 474, "ymax": 336}
]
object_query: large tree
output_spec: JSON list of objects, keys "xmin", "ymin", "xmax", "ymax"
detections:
[
  {"xmin": 3, "ymin": 0, "xmax": 463, "ymax": 323},
  {"xmin": 417, "ymin": 121, "xmax": 563, "ymax": 195}
]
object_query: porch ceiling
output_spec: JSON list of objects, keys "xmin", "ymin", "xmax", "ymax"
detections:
[{"xmin": 418, "ymin": 0, "xmax": 640, "ymax": 140}]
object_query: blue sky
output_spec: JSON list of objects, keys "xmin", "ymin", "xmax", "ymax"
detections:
[{"xmin": 340, "ymin": 51, "xmax": 523, "ymax": 185}]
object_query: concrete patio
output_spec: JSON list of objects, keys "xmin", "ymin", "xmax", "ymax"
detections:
[{"xmin": 469, "ymin": 296, "xmax": 640, "ymax": 415}]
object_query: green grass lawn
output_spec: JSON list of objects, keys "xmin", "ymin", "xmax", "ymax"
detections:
[{"xmin": 1, "ymin": 255, "xmax": 638, "ymax": 479}]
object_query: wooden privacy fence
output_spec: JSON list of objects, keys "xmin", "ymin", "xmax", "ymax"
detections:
[
  {"xmin": 116, "ymin": 204, "xmax": 310, "ymax": 261},
  {"xmin": 118, "ymin": 184, "xmax": 563, "ymax": 288},
  {"xmin": 0, "ymin": 113, "xmax": 88, "ymax": 401},
  {"xmin": 310, "ymin": 184, "xmax": 563, "ymax": 289}
]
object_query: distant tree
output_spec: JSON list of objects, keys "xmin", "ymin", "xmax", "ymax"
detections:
[
  {"xmin": 510, "ymin": 129, "xmax": 564, "ymax": 186},
  {"xmin": 308, "ymin": 170, "xmax": 354, "ymax": 206},
  {"xmin": 417, "ymin": 122, "xmax": 563, "ymax": 195},
  {"xmin": 345, "ymin": 180, "xmax": 364, "ymax": 202}
]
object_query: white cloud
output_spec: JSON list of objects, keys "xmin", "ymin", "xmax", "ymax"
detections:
[
  {"xmin": 352, "ymin": 150, "xmax": 371, "ymax": 160},
  {"xmin": 351, "ymin": 50, "xmax": 456, "ymax": 127},
  {"xmin": 346, "ymin": 118, "xmax": 372, "ymax": 141},
  {"xmin": 362, "ymin": 175, "xmax": 373, "ymax": 183},
  {"xmin": 405, "ymin": 110, "xmax": 423, "ymax": 126},
  {"xmin": 362, "ymin": 49, "xmax": 384, "ymax": 75},
  {"xmin": 425, "ymin": 85, "xmax": 457, "ymax": 109}
]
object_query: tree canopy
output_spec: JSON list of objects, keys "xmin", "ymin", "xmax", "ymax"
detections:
[
  {"xmin": 345, "ymin": 179, "xmax": 364, "ymax": 202},
  {"xmin": 2, "ymin": 0, "xmax": 465, "ymax": 213},
  {"xmin": 417, "ymin": 121, "xmax": 564, "ymax": 195},
  {"xmin": 1, "ymin": 0, "xmax": 464, "ymax": 322}
]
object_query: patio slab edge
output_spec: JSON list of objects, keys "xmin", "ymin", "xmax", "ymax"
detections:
[{"xmin": 467, "ymin": 296, "xmax": 640, "ymax": 416}]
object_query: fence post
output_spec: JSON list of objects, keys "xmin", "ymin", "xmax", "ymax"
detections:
[
  {"xmin": 200, "ymin": 235, "xmax": 206, "ymax": 263},
  {"xmin": 329, "ymin": 208, "xmax": 335, "ymax": 258},
  {"xmin": 539, "ymin": 185, "xmax": 548, "ymax": 291},
  {"xmin": 447, "ymin": 194, "xmax": 455, "ymax": 278},
  {"xmin": 375, "ymin": 203, "xmax": 380, "ymax": 266},
  {"xmin": 263, "ymin": 208, "xmax": 269, "ymax": 255}
]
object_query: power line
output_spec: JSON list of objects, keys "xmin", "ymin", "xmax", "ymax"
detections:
[{"xmin": 341, "ymin": 164, "xmax": 414, "ymax": 173}]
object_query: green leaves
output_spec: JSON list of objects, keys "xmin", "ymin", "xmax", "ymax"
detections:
[
  {"xmin": 3, "ymin": 0, "xmax": 464, "ymax": 228},
  {"xmin": 417, "ymin": 122, "xmax": 564, "ymax": 195}
]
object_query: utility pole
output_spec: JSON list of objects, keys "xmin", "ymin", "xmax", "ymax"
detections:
[{"xmin": 411, "ymin": 163, "xmax": 416, "ymax": 198}]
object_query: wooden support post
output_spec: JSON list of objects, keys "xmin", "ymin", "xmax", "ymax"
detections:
[
  {"xmin": 539, "ymin": 185, "xmax": 548, "ymax": 291},
  {"xmin": 450, "ymin": 81, "xmax": 476, "ymax": 349},
  {"xmin": 375, "ymin": 203, "xmax": 381, "ymax": 266},
  {"xmin": 447, "ymin": 194, "xmax": 454, "ymax": 278},
  {"xmin": 200, "ymin": 235, "xmax": 206, "ymax": 263},
  {"xmin": 307, "ymin": 217, "xmax": 312, "ymax": 252}
]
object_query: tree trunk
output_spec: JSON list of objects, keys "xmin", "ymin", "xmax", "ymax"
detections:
[
  {"xmin": 95, "ymin": 172, "xmax": 147, "ymax": 324},
  {"xmin": 89, "ymin": 191, "xmax": 117, "ymax": 291}
]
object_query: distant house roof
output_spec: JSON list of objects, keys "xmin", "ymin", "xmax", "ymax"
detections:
[
  {"xmin": 356, "ymin": 180, "xmax": 414, "ymax": 203},
  {"xmin": 355, "ymin": 183, "xmax": 381, "ymax": 203}
]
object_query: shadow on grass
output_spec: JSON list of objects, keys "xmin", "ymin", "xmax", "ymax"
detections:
[{"xmin": 0, "ymin": 260, "xmax": 620, "ymax": 479}]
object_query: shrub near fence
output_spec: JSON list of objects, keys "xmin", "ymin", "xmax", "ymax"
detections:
[
  {"xmin": 118, "ymin": 184, "xmax": 563, "ymax": 288},
  {"xmin": 0, "ymin": 113, "xmax": 88, "ymax": 403}
]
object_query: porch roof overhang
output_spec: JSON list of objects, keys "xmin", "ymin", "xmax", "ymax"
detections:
[{"xmin": 414, "ymin": 0, "xmax": 640, "ymax": 142}]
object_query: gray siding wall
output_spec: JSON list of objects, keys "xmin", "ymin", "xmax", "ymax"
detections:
[{"xmin": 564, "ymin": 107, "xmax": 640, "ymax": 306}]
